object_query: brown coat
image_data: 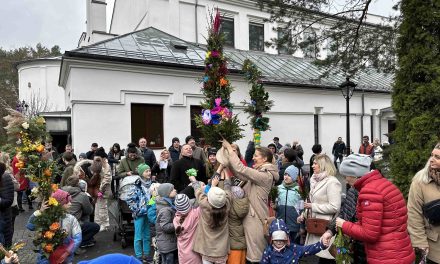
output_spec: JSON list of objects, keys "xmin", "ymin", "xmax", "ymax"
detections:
[
  {"xmin": 407, "ymin": 175, "xmax": 440, "ymax": 263},
  {"xmin": 225, "ymin": 152, "xmax": 279, "ymax": 262},
  {"xmin": 229, "ymin": 196, "xmax": 249, "ymax": 250}
]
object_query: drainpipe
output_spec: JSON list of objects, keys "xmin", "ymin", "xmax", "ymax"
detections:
[
  {"xmin": 195, "ymin": 0, "xmax": 199, "ymax": 44},
  {"xmin": 360, "ymin": 90, "xmax": 365, "ymax": 139}
]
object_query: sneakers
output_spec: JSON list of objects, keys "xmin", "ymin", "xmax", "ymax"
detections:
[
  {"xmin": 80, "ymin": 241, "xmax": 96, "ymax": 248},
  {"xmin": 138, "ymin": 256, "xmax": 153, "ymax": 264}
]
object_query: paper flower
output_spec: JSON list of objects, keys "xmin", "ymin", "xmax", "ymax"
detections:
[
  {"xmin": 34, "ymin": 210, "xmax": 42, "ymax": 217},
  {"xmin": 203, "ymin": 76, "xmax": 209, "ymax": 83},
  {"xmin": 206, "ymin": 51, "xmax": 211, "ymax": 59},
  {"xmin": 43, "ymin": 244, "xmax": 54, "ymax": 253},
  {"xmin": 202, "ymin": 109, "xmax": 212, "ymax": 125},
  {"xmin": 211, "ymin": 114, "xmax": 221, "ymax": 124},
  {"xmin": 48, "ymin": 197, "xmax": 59, "ymax": 206},
  {"xmin": 186, "ymin": 168, "xmax": 198, "ymax": 177},
  {"xmin": 211, "ymin": 50, "xmax": 220, "ymax": 58},
  {"xmin": 43, "ymin": 168, "xmax": 52, "ymax": 177},
  {"xmin": 22, "ymin": 122, "xmax": 29, "ymax": 129},
  {"xmin": 49, "ymin": 222, "xmax": 60, "ymax": 231},
  {"xmin": 36, "ymin": 144, "xmax": 45, "ymax": 153},
  {"xmin": 220, "ymin": 78, "xmax": 228, "ymax": 87},
  {"xmin": 44, "ymin": 231, "xmax": 55, "ymax": 239}
]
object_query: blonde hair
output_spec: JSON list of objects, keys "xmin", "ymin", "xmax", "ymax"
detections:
[
  {"xmin": 413, "ymin": 142, "xmax": 440, "ymax": 184},
  {"xmin": 150, "ymin": 182, "xmax": 160, "ymax": 198},
  {"xmin": 0, "ymin": 152, "xmax": 12, "ymax": 173},
  {"xmin": 314, "ymin": 154, "xmax": 337, "ymax": 176}
]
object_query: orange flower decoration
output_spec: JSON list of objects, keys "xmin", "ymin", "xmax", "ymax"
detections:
[
  {"xmin": 51, "ymin": 184, "xmax": 58, "ymax": 192},
  {"xmin": 220, "ymin": 78, "xmax": 228, "ymax": 87},
  {"xmin": 43, "ymin": 243, "xmax": 54, "ymax": 253},
  {"xmin": 15, "ymin": 161, "xmax": 25, "ymax": 169},
  {"xmin": 49, "ymin": 222, "xmax": 60, "ymax": 231},
  {"xmin": 43, "ymin": 168, "xmax": 52, "ymax": 177},
  {"xmin": 44, "ymin": 231, "xmax": 55, "ymax": 239},
  {"xmin": 36, "ymin": 144, "xmax": 45, "ymax": 153}
]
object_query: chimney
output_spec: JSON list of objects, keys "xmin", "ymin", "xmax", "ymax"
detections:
[{"xmin": 83, "ymin": 0, "xmax": 107, "ymax": 45}]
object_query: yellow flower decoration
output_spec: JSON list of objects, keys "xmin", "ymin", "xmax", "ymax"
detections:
[
  {"xmin": 48, "ymin": 197, "xmax": 59, "ymax": 206},
  {"xmin": 206, "ymin": 51, "xmax": 211, "ymax": 59}
]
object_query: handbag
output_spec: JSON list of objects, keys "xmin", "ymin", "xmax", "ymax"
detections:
[
  {"xmin": 305, "ymin": 208, "xmax": 329, "ymax": 236},
  {"xmin": 423, "ymin": 198, "xmax": 440, "ymax": 226}
]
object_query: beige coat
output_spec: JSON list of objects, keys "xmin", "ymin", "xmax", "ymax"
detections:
[
  {"xmin": 226, "ymin": 152, "xmax": 279, "ymax": 262},
  {"xmin": 407, "ymin": 177, "xmax": 440, "ymax": 263},
  {"xmin": 305, "ymin": 175, "xmax": 341, "ymax": 259}
]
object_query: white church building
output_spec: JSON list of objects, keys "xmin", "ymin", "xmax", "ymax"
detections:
[{"xmin": 18, "ymin": 0, "xmax": 395, "ymax": 159}]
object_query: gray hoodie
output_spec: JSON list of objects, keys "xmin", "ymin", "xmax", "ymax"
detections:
[{"xmin": 62, "ymin": 185, "xmax": 94, "ymax": 223}]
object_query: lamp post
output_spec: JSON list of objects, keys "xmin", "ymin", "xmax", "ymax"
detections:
[{"xmin": 339, "ymin": 77, "xmax": 356, "ymax": 155}]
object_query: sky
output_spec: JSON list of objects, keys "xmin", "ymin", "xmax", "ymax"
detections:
[{"xmin": 0, "ymin": 0, "xmax": 397, "ymax": 52}]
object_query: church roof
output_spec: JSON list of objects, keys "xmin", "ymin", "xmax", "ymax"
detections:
[{"xmin": 65, "ymin": 27, "xmax": 393, "ymax": 93}]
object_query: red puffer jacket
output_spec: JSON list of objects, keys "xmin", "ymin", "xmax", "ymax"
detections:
[{"xmin": 342, "ymin": 170, "xmax": 415, "ymax": 264}]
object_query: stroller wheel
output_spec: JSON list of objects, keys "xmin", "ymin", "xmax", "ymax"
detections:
[{"xmin": 121, "ymin": 238, "xmax": 127, "ymax": 248}]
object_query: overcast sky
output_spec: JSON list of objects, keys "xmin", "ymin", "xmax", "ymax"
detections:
[{"xmin": 0, "ymin": 0, "xmax": 397, "ymax": 52}]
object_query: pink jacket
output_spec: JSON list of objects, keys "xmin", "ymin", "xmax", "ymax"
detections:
[{"xmin": 173, "ymin": 207, "xmax": 202, "ymax": 264}]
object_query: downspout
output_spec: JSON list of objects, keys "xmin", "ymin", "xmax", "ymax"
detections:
[
  {"xmin": 195, "ymin": 0, "xmax": 199, "ymax": 44},
  {"xmin": 360, "ymin": 90, "xmax": 365, "ymax": 139}
]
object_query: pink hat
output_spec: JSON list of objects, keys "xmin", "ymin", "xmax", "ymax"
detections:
[{"xmin": 51, "ymin": 189, "xmax": 71, "ymax": 206}]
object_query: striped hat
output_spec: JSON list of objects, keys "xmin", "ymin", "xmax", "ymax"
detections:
[{"xmin": 175, "ymin": 194, "xmax": 191, "ymax": 214}]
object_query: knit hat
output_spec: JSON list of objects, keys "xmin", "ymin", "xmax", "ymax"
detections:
[
  {"xmin": 208, "ymin": 148, "xmax": 217, "ymax": 157},
  {"xmin": 51, "ymin": 189, "xmax": 71, "ymax": 206},
  {"xmin": 66, "ymin": 176, "xmax": 79, "ymax": 187},
  {"xmin": 207, "ymin": 186, "xmax": 227, "ymax": 208},
  {"xmin": 79, "ymin": 153, "xmax": 86, "ymax": 159},
  {"xmin": 269, "ymin": 218, "xmax": 289, "ymax": 241},
  {"xmin": 231, "ymin": 186, "xmax": 244, "ymax": 199},
  {"xmin": 157, "ymin": 183, "xmax": 174, "ymax": 198},
  {"xmin": 175, "ymin": 194, "xmax": 191, "ymax": 214},
  {"xmin": 137, "ymin": 163, "xmax": 150, "ymax": 176},
  {"xmin": 284, "ymin": 165, "xmax": 299, "ymax": 181},
  {"xmin": 79, "ymin": 179, "xmax": 87, "ymax": 192},
  {"xmin": 172, "ymin": 137, "xmax": 180, "ymax": 144},
  {"xmin": 339, "ymin": 154, "xmax": 372, "ymax": 177}
]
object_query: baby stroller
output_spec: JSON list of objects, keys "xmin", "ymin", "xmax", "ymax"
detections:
[{"xmin": 113, "ymin": 175, "xmax": 137, "ymax": 248}]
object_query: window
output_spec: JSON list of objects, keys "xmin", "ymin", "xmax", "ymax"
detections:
[
  {"xmin": 303, "ymin": 29, "xmax": 318, "ymax": 58},
  {"xmin": 277, "ymin": 29, "xmax": 292, "ymax": 55},
  {"xmin": 131, "ymin": 104, "xmax": 164, "ymax": 148},
  {"xmin": 220, "ymin": 17, "xmax": 235, "ymax": 48},
  {"xmin": 249, "ymin": 23, "xmax": 264, "ymax": 51},
  {"xmin": 190, "ymin": 105, "xmax": 203, "ymax": 143}
]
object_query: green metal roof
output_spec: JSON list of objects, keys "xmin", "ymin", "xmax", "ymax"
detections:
[{"xmin": 66, "ymin": 27, "xmax": 393, "ymax": 92}]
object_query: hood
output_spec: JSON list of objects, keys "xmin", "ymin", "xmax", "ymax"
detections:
[
  {"xmin": 231, "ymin": 197, "xmax": 249, "ymax": 218},
  {"xmin": 62, "ymin": 186, "xmax": 82, "ymax": 197},
  {"xmin": 156, "ymin": 197, "xmax": 175, "ymax": 211},
  {"xmin": 260, "ymin": 163, "xmax": 280, "ymax": 183},
  {"xmin": 269, "ymin": 218, "xmax": 289, "ymax": 236}
]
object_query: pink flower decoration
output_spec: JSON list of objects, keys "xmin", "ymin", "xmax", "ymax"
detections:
[{"xmin": 211, "ymin": 50, "xmax": 220, "ymax": 58}]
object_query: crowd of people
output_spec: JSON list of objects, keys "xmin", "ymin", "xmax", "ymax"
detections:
[{"xmin": 0, "ymin": 135, "xmax": 439, "ymax": 264}]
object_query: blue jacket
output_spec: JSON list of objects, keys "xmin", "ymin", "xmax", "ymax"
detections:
[
  {"xmin": 276, "ymin": 184, "xmax": 302, "ymax": 233},
  {"xmin": 260, "ymin": 241, "xmax": 325, "ymax": 263}
]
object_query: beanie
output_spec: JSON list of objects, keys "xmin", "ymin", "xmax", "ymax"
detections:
[
  {"xmin": 175, "ymin": 194, "xmax": 191, "ymax": 214},
  {"xmin": 284, "ymin": 165, "xmax": 299, "ymax": 181},
  {"xmin": 94, "ymin": 147, "xmax": 108, "ymax": 158},
  {"xmin": 66, "ymin": 176, "xmax": 79, "ymax": 187},
  {"xmin": 339, "ymin": 154, "xmax": 372, "ymax": 177},
  {"xmin": 207, "ymin": 186, "xmax": 227, "ymax": 208},
  {"xmin": 79, "ymin": 153, "xmax": 86, "ymax": 159},
  {"xmin": 79, "ymin": 179, "xmax": 87, "ymax": 192},
  {"xmin": 137, "ymin": 163, "xmax": 150, "ymax": 176},
  {"xmin": 208, "ymin": 148, "xmax": 217, "ymax": 157},
  {"xmin": 231, "ymin": 186, "xmax": 244, "ymax": 199},
  {"xmin": 51, "ymin": 189, "xmax": 71, "ymax": 206},
  {"xmin": 157, "ymin": 183, "xmax": 174, "ymax": 198},
  {"xmin": 172, "ymin": 137, "xmax": 180, "ymax": 144},
  {"xmin": 185, "ymin": 135, "xmax": 195, "ymax": 144}
]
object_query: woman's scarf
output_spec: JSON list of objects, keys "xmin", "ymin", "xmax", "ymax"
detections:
[
  {"xmin": 429, "ymin": 167, "xmax": 440, "ymax": 186},
  {"xmin": 310, "ymin": 171, "xmax": 328, "ymax": 194}
]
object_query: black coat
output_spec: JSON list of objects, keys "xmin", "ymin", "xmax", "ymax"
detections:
[
  {"xmin": 151, "ymin": 160, "xmax": 173, "ymax": 183},
  {"xmin": 0, "ymin": 173, "xmax": 14, "ymax": 247},
  {"xmin": 168, "ymin": 146, "xmax": 181, "ymax": 162},
  {"xmin": 140, "ymin": 148, "xmax": 157, "ymax": 167},
  {"xmin": 170, "ymin": 156, "xmax": 206, "ymax": 192},
  {"xmin": 332, "ymin": 141, "xmax": 346, "ymax": 156}
]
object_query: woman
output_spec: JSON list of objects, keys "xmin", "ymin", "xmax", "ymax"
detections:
[
  {"xmin": 0, "ymin": 162, "xmax": 14, "ymax": 248},
  {"xmin": 408, "ymin": 143, "xmax": 440, "ymax": 264},
  {"xmin": 151, "ymin": 149, "xmax": 173, "ymax": 183},
  {"xmin": 0, "ymin": 153, "xmax": 19, "ymax": 246},
  {"xmin": 219, "ymin": 140, "xmax": 279, "ymax": 264},
  {"xmin": 298, "ymin": 154, "xmax": 341, "ymax": 264}
]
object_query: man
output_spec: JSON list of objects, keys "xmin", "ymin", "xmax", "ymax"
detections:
[
  {"xmin": 359, "ymin": 135, "xmax": 374, "ymax": 156},
  {"xmin": 138, "ymin": 137, "xmax": 157, "ymax": 167},
  {"xmin": 332, "ymin": 137, "xmax": 346, "ymax": 168},
  {"xmin": 117, "ymin": 143, "xmax": 145, "ymax": 178},
  {"xmin": 59, "ymin": 152, "xmax": 77, "ymax": 187},
  {"xmin": 62, "ymin": 176, "xmax": 100, "ymax": 254},
  {"xmin": 273, "ymin": 137, "xmax": 283, "ymax": 151},
  {"xmin": 63, "ymin": 144, "xmax": 77, "ymax": 161},
  {"xmin": 86, "ymin": 143, "xmax": 99, "ymax": 160},
  {"xmin": 45, "ymin": 141, "xmax": 59, "ymax": 161},
  {"xmin": 168, "ymin": 137, "xmax": 181, "ymax": 162},
  {"xmin": 292, "ymin": 140, "xmax": 304, "ymax": 160},
  {"xmin": 170, "ymin": 144, "xmax": 206, "ymax": 194},
  {"xmin": 322, "ymin": 154, "xmax": 415, "ymax": 264},
  {"xmin": 185, "ymin": 135, "xmax": 207, "ymax": 162}
]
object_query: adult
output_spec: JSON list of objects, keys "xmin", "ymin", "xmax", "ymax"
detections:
[
  {"xmin": 273, "ymin": 137, "xmax": 283, "ymax": 151},
  {"xmin": 108, "ymin": 143, "xmax": 124, "ymax": 171},
  {"xmin": 358, "ymin": 135, "xmax": 374, "ymax": 156},
  {"xmin": 170, "ymin": 144, "xmax": 207, "ymax": 195},
  {"xmin": 62, "ymin": 176, "xmax": 100, "ymax": 252},
  {"xmin": 0, "ymin": 153, "xmax": 19, "ymax": 243},
  {"xmin": 117, "ymin": 143, "xmax": 145, "ymax": 178},
  {"xmin": 332, "ymin": 137, "xmax": 345, "ymax": 169},
  {"xmin": 151, "ymin": 149, "xmax": 173, "ymax": 183},
  {"xmin": 60, "ymin": 152, "xmax": 77, "ymax": 187},
  {"xmin": 138, "ymin": 137, "xmax": 157, "ymax": 167},
  {"xmin": 205, "ymin": 148, "xmax": 219, "ymax": 178},
  {"xmin": 309, "ymin": 144, "xmax": 322, "ymax": 177},
  {"xmin": 86, "ymin": 143, "xmax": 99, "ymax": 160},
  {"xmin": 185, "ymin": 135, "xmax": 207, "ymax": 162},
  {"xmin": 328, "ymin": 154, "xmax": 415, "ymax": 264},
  {"xmin": 44, "ymin": 141, "xmax": 60, "ymax": 161},
  {"xmin": 292, "ymin": 140, "xmax": 304, "ymax": 160},
  {"xmin": 298, "ymin": 154, "xmax": 341, "ymax": 264},
  {"xmin": 219, "ymin": 140, "xmax": 279, "ymax": 263},
  {"xmin": 168, "ymin": 137, "xmax": 181, "ymax": 162},
  {"xmin": 0, "ymin": 162, "xmax": 14, "ymax": 247},
  {"xmin": 278, "ymin": 148, "xmax": 304, "ymax": 185},
  {"xmin": 408, "ymin": 143, "xmax": 440, "ymax": 264},
  {"xmin": 59, "ymin": 144, "xmax": 77, "ymax": 162},
  {"xmin": 372, "ymin": 138, "xmax": 383, "ymax": 161}
]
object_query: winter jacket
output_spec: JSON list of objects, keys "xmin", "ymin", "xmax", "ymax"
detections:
[
  {"xmin": 99, "ymin": 163, "xmax": 112, "ymax": 198},
  {"xmin": 359, "ymin": 143, "xmax": 374, "ymax": 156},
  {"xmin": 108, "ymin": 150, "xmax": 124, "ymax": 170},
  {"xmin": 170, "ymin": 156, "xmax": 207, "ymax": 193},
  {"xmin": 276, "ymin": 184, "xmax": 301, "ymax": 233},
  {"xmin": 173, "ymin": 207, "xmax": 202, "ymax": 264},
  {"xmin": 260, "ymin": 242, "xmax": 324, "ymax": 264},
  {"xmin": 224, "ymin": 151, "xmax": 279, "ymax": 262},
  {"xmin": 168, "ymin": 146, "xmax": 181, "ymax": 162},
  {"xmin": 192, "ymin": 146, "xmax": 207, "ymax": 162},
  {"xmin": 62, "ymin": 186, "xmax": 94, "ymax": 223},
  {"xmin": 293, "ymin": 144, "xmax": 304, "ymax": 160},
  {"xmin": 155, "ymin": 197, "xmax": 177, "ymax": 254},
  {"xmin": 60, "ymin": 160, "xmax": 76, "ymax": 187},
  {"xmin": 117, "ymin": 156, "xmax": 145, "ymax": 178},
  {"xmin": 151, "ymin": 159, "xmax": 173, "ymax": 183},
  {"xmin": 332, "ymin": 141, "xmax": 346, "ymax": 156},
  {"xmin": 0, "ymin": 173, "xmax": 14, "ymax": 247},
  {"xmin": 192, "ymin": 179, "xmax": 232, "ymax": 257},
  {"xmin": 229, "ymin": 196, "xmax": 249, "ymax": 250},
  {"xmin": 278, "ymin": 161, "xmax": 304, "ymax": 185},
  {"xmin": 407, "ymin": 171, "xmax": 440, "ymax": 264},
  {"xmin": 341, "ymin": 170, "xmax": 415, "ymax": 264},
  {"xmin": 139, "ymin": 147, "xmax": 157, "ymax": 167}
]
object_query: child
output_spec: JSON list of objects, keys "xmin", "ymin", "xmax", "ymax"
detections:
[
  {"xmin": 189, "ymin": 164, "xmax": 232, "ymax": 264},
  {"xmin": 173, "ymin": 193, "xmax": 202, "ymax": 264},
  {"xmin": 260, "ymin": 218, "xmax": 327, "ymax": 264},
  {"xmin": 276, "ymin": 165, "xmax": 302, "ymax": 243},
  {"xmin": 27, "ymin": 189, "xmax": 82, "ymax": 264},
  {"xmin": 148, "ymin": 182, "xmax": 160, "ymax": 264},
  {"xmin": 227, "ymin": 185, "xmax": 249, "ymax": 264},
  {"xmin": 155, "ymin": 183, "xmax": 178, "ymax": 264}
]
